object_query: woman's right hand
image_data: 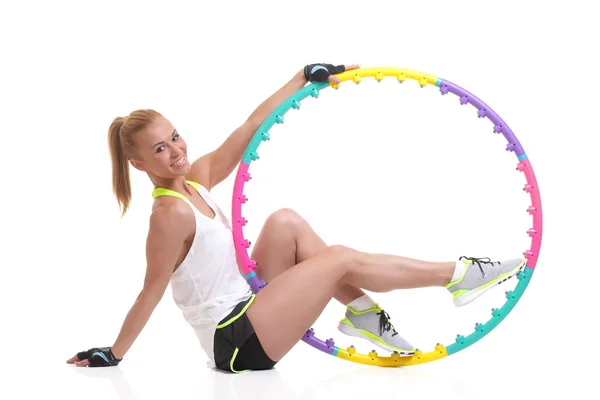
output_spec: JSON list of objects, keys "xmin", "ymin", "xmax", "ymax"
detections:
[
  {"xmin": 303, "ymin": 63, "xmax": 360, "ymax": 84},
  {"xmin": 66, "ymin": 347, "xmax": 122, "ymax": 367}
]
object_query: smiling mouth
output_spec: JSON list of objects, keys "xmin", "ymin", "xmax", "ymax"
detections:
[{"xmin": 172, "ymin": 155, "xmax": 186, "ymax": 167}]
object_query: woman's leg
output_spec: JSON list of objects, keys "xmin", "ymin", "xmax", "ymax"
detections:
[
  {"xmin": 250, "ymin": 208, "xmax": 363, "ymax": 305},
  {"xmin": 249, "ymin": 208, "xmax": 447, "ymax": 353},
  {"xmin": 246, "ymin": 244, "xmax": 455, "ymax": 362}
]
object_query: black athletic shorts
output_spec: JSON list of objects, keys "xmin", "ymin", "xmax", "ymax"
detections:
[{"xmin": 213, "ymin": 294, "xmax": 277, "ymax": 373}]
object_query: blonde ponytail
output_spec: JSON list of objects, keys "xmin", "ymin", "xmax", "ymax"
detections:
[
  {"xmin": 108, "ymin": 117, "xmax": 132, "ymax": 216},
  {"xmin": 107, "ymin": 109, "xmax": 162, "ymax": 216}
]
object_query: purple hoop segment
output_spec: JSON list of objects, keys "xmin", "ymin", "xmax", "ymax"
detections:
[{"xmin": 440, "ymin": 79, "xmax": 542, "ymax": 269}]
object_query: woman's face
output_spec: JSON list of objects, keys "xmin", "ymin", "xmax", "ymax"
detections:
[{"xmin": 130, "ymin": 116, "xmax": 191, "ymax": 179}]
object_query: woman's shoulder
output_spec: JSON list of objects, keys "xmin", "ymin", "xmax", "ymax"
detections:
[
  {"xmin": 149, "ymin": 196, "xmax": 194, "ymax": 232},
  {"xmin": 145, "ymin": 198, "xmax": 195, "ymax": 270}
]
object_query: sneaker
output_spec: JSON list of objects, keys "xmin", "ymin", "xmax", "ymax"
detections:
[
  {"xmin": 337, "ymin": 304, "xmax": 416, "ymax": 355},
  {"xmin": 446, "ymin": 256, "xmax": 526, "ymax": 307}
]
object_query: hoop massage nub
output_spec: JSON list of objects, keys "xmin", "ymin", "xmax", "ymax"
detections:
[{"xmin": 230, "ymin": 67, "xmax": 542, "ymax": 366}]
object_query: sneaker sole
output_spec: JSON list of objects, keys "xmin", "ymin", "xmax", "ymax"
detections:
[
  {"xmin": 453, "ymin": 260, "xmax": 525, "ymax": 307},
  {"xmin": 337, "ymin": 322, "xmax": 416, "ymax": 356}
]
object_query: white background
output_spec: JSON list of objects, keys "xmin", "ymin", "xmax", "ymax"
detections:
[{"xmin": 1, "ymin": 0, "xmax": 598, "ymax": 399}]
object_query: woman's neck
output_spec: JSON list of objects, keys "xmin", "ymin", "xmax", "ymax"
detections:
[{"xmin": 150, "ymin": 175, "xmax": 192, "ymax": 195}]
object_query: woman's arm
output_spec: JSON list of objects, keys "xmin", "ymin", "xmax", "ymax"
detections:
[
  {"xmin": 68, "ymin": 203, "xmax": 192, "ymax": 366},
  {"xmin": 110, "ymin": 204, "xmax": 192, "ymax": 359},
  {"xmin": 188, "ymin": 68, "xmax": 308, "ymax": 190}
]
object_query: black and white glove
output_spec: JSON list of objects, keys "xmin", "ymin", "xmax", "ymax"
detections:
[
  {"xmin": 76, "ymin": 347, "xmax": 122, "ymax": 367},
  {"xmin": 304, "ymin": 63, "xmax": 346, "ymax": 82}
]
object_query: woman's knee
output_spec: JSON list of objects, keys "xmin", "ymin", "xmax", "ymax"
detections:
[
  {"xmin": 265, "ymin": 208, "xmax": 306, "ymax": 232},
  {"xmin": 320, "ymin": 245, "xmax": 360, "ymax": 271}
]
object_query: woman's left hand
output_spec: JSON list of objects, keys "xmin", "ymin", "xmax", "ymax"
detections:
[
  {"xmin": 66, "ymin": 347, "xmax": 122, "ymax": 367},
  {"xmin": 304, "ymin": 63, "xmax": 360, "ymax": 84}
]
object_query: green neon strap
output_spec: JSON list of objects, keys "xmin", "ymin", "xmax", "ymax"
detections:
[
  {"xmin": 151, "ymin": 180, "xmax": 202, "ymax": 200},
  {"xmin": 187, "ymin": 180, "xmax": 201, "ymax": 190},
  {"xmin": 229, "ymin": 348, "xmax": 250, "ymax": 373},
  {"xmin": 216, "ymin": 294, "xmax": 256, "ymax": 329},
  {"xmin": 151, "ymin": 187, "xmax": 186, "ymax": 201}
]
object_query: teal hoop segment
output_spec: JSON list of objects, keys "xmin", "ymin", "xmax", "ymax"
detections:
[
  {"xmin": 446, "ymin": 266, "xmax": 534, "ymax": 355},
  {"xmin": 242, "ymin": 82, "xmax": 330, "ymax": 164}
]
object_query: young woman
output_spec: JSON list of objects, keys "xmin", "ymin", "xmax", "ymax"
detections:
[{"xmin": 66, "ymin": 63, "xmax": 525, "ymax": 372}]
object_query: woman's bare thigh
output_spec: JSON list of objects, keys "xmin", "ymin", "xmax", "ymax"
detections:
[{"xmin": 246, "ymin": 245, "xmax": 354, "ymax": 362}]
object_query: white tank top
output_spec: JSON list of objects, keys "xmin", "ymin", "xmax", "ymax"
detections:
[{"xmin": 152, "ymin": 181, "xmax": 253, "ymax": 367}]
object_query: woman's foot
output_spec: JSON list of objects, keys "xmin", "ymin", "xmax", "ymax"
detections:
[
  {"xmin": 338, "ymin": 303, "xmax": 416, "ymax": 355},
  {"xmin": 446, "ymin": 256, "xmax": 526, "ymax": 307}
]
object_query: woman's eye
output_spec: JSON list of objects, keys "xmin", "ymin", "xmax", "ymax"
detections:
[
  {"xmin": 156, "ymin": 146, "xmax": 165, "ymax": 153},
  {"xmin": 173, "ymin": 134, "xmax": 179, "ymax": 141}
]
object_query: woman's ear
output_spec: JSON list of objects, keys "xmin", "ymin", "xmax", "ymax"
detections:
[{"xmin": 129, "ymin": 159, "xmax": 145, "ymax": 171}]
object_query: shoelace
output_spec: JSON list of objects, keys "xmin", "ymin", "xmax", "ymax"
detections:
[
  {"xmin": 376, "ymin": 308, "xmax": 398, "ymax": 337},
  {"xmin": 459, "ymin": 256, "xmax": 500, "ymax": 278}
]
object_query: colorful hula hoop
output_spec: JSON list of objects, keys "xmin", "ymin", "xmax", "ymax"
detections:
[{"xmin": 231, "ymin": 67, "xmax": 542, "ymax": 366}]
